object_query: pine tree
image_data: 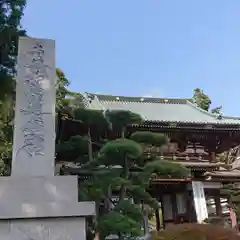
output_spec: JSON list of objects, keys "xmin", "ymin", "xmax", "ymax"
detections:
[{"xmin": 57, "ymin": 109, "xmax": 189, "ymax": 239}]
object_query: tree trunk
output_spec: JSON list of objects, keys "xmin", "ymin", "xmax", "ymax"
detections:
[
  {"xmin": 104, "ymin": 186, "xmax": 112, "ymax": 213},
  {"xmin": 119, "ymin": 157, "xmax": 129, "ymax": 201},
  {"xmin": 142, "ymin": 204, "xmax": 149, "ymax": 235},
  {"xmin": 119, "ymin": 127, "xmax": 128, "ymax": 240},
  {"xmin": 88, "ymin": 127, "xmax": 93, "ymax": 161}
]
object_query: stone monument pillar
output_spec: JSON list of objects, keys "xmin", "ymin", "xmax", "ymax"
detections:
[{"xmin": 0, "ymin": 37, "xmax": 95, "ymax": 239}]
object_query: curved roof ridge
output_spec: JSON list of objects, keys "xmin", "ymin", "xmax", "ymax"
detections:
[
  {"xmin": 187, "ymin": 100, "xmax": 240, "ymax": 121},
  {"xmin": 83, "ymin": 92, "xmax": 106, "ymax": 110},
  {"xmin": 186, "ymin": 100, "xmax": 221, "ymax": 119},
  {"xmin": 85, "ymin": 92, "xmax": 191, "ymax": 104}
]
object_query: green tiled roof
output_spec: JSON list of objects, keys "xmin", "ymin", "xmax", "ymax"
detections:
[{"xmin": 83, "ymin": 93, "xmax": 240, "ymax": 125}]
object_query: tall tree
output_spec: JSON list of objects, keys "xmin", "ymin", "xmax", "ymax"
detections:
[
  {"xmin": 56, "ymin": 68, "xmax": 85, "ymax": 118},
  {"xmin": 192, "ymin": 88, "xmax": 222, "ymax": 114},
  {"xmin": 0, "ymin": 0, "xmax": 26, "ymax": 175},
  {"xmin": 56, "ymin": 68, "xmax": 71, "ymax": 110},
  {"xmin": 0, "ymin": 0, "xmax": 26, "ymax": 99},
  {"xmin": 192, "ymin": 88, "xmax": 212, "ymax": 111}
]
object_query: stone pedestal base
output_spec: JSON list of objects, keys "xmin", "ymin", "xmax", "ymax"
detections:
[
  {"xmin": 0, "ymin": 217, "xmax": 86, "ymax": 239},
  {"xmin": 0, "ymin": 176, "xmax": 95, "ymax": 219},
  {"xmin": 0, "ymin": 175, "xmax": 95, "ymax": 239}
]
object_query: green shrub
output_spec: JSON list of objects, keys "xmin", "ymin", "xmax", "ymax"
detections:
[{"xmin": 150, "ymin": 223, "xmax": 240, "ymax": 240}]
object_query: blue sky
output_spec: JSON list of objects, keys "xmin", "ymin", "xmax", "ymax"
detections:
[{"xmin": 22, "ymin": 0, "xmax": 240, "ymax": 116}]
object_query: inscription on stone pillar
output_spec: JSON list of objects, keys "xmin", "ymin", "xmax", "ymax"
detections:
[{"xmin": 18, "ymin": 43, "xmax": 49, "ymax": 157}]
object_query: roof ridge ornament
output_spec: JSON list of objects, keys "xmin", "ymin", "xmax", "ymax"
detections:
[
  {"xmin": 85, "ymin": 93, "xmax": 95, "ymax": 101},
  {"xmin": 217, "ymin": 113, "xmax": 223, "ymax": 120}
]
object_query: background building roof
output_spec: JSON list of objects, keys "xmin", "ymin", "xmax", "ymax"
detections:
[{"xmin": 84, "ymin": 93, "xmax": 240, "ymax": 125}]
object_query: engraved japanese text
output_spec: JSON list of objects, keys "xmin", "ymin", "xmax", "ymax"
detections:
[{"xmin": 17, "ymin": 43, "xmax": 50, "ymax": 157}]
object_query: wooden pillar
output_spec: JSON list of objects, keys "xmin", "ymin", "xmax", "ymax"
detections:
[
  {"xmin": 214, "ymin": 196, "xmax": 221, "ymax": 216},
  {"xmin": 160, "ymin": 197, "xmax": 166, "ymax": 229},
  {"xmin": 206, "ymin": 134, "xmax": 217, "ymax": 162},
  {"xmin": 186, "ymin": 190, "xmax": 196, "ymax": 222},
  {"xmin": 211, "ymin": 151, "xmax": 216, "ymax": 162},
  {"xmin": 155, "ymin": 209, "xmax": 161, "ymax": 231},
  {"xmin": 171, "ymin": 194, "xmax": 178, "ymax": 223}
]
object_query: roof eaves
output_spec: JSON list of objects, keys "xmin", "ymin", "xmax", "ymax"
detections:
[{"xmin": 135, "ymin": 120, "xmax": 240, "ymax": 127}]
